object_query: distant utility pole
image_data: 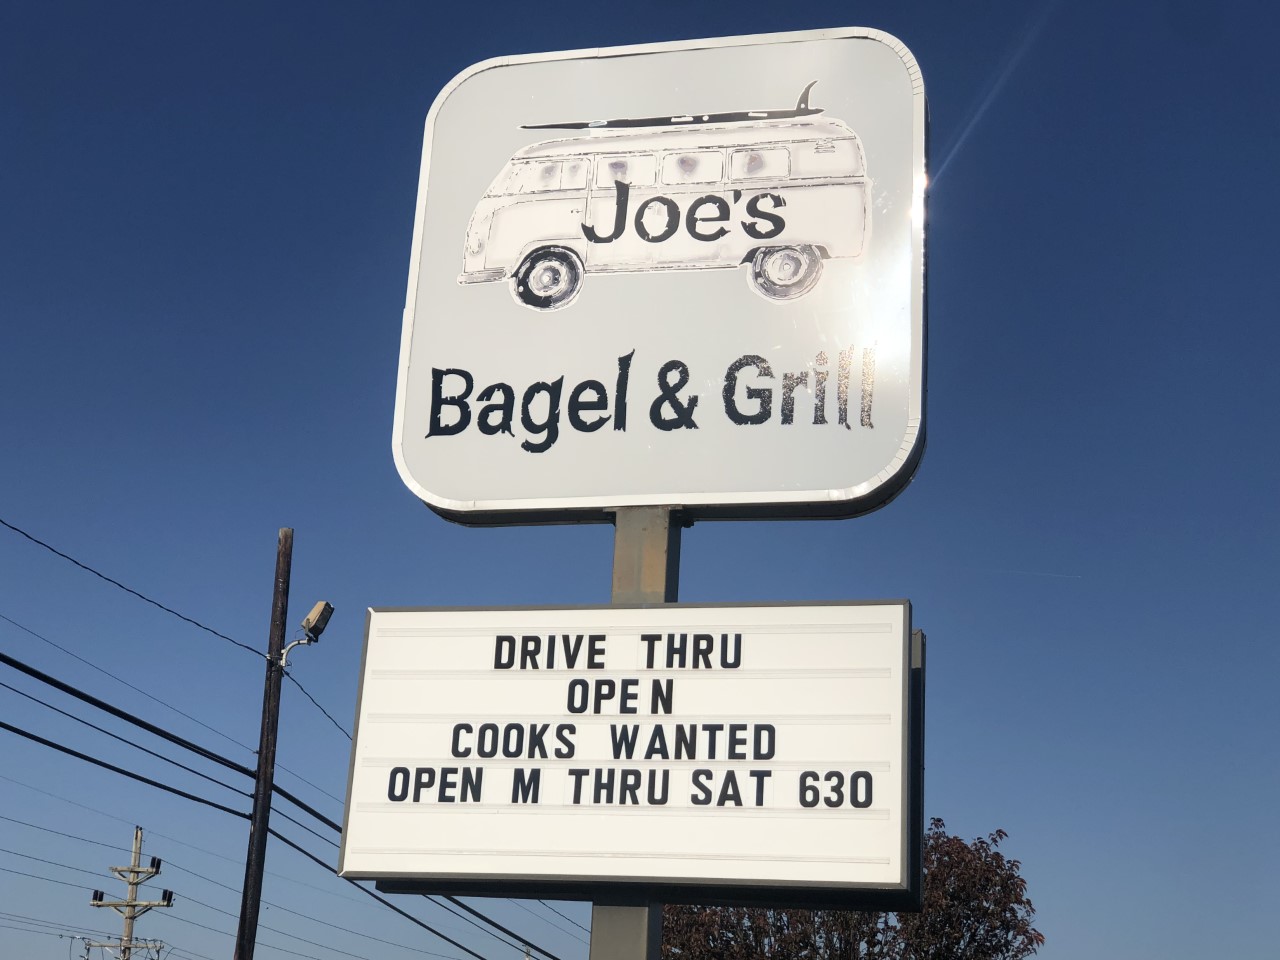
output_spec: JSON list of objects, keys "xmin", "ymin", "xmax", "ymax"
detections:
[{"xmin": 88, "ymin": 825, "xmax": 173, "ymax": 960}]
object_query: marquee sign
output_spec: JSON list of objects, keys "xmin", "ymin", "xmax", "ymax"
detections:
[
  {"xmin": 338, "ymin": 602, "xmax": 924, "ymax": 909},
  {"xmin": 392, "ymin": 27, "xmax": 927, "ymax": 523}
]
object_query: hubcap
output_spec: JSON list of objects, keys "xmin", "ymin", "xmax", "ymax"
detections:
[
  {"xmin": 764, "ymin": 250, "xmax": 806, "ymax": 285},
  {"xmin": 530, "ymin": 263, "xmax": 566, "ymax": 297}
]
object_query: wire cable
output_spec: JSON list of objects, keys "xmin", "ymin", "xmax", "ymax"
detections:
[
  {"xmin": 0, "ymin": 647, "xmax": 255, "ymax": 775},
  {"xmin": 0, "ymin": 813, "xmax": 131, "ymax": 852},
  {"xmin": 283, "ymin": 670, "xmax": 351, "ymax": 740},
  {"xmin": 147, "ymin": 912, "xmax": 334, "ymax": 960},
  {"xmin": 162, "ymin": 947, "xmax": 218, "ymax": 960},
  {"xmin": 165, "ymin": 892, "xmax": 395, "ymax": 960},
  {"xmin": 0, "ymin": 922, "xmax": 84, "ymax": 938},
  {"xmin": 0, "ymin": 670, "xmax": 553, "ymax": 960},
  {"xmin": 0, "ymin": 788, "xmax": 363, "ymax": 907},
  {"xmin": 0, "ymin": 719, "xmax": 250, "ymax": 820},
  {"xmin": 166, "ymin": 871, "xmax": 472, "ymax": 960},
  {"xmin": 443, "ymin": 897, "xmax": 565, "ymax": 960},
  {"xmin": 0, "ymin": 909, "xmax": 114, "ymax": 939},
  {"xmin": 1, "ymin": 847, "xmax": 114, "ymax": 879},
  {"xmin": 0, "ymin": 516, "xmax": 262, "ymax": 658},
  {"xmin": 0, "ymin": 865, "xmax": 92, "ymax": 890},
  {"xmin": 418, "ymin": 897, "xmax": 523, "ymax": 955},
  {"xmin": 0, "ymin": 609, "xmax": 344, "ymax": 804},
  {"xmin": 266, "ymin": 830, "xmax": 492, "ymax": 960},
  {"xmin": 507, "ymin": 899, "xmax": 588, "ymax": 944},
  {"xmin": 270, "ymin": 806, "xmax": 340, "ymax": 849},
  {"xmin": 0, "ymin": 611, "xmax": 255, "ymax": 755},
  {"xmin": 0, "ymin": 520, "xmax": 352, "ymax": 757},
  {"xmin": 0, "ymin": 921, "xmax": 112, "ymax": 945},
  {"xmin": 0, "ymin": 848, "xmax": 366, "ymax": 954},
  {"xmin": 0, "ymin": 679, "xmax": 252, "ymax": 799},
  {"xmin": 537, "ymin": 900, "xmax": 590, "ymax": 934},
  {"xmin": 0, "ymin": 648, "xmax": 342, "ymax": 832},
  {"xmin": 0, "ymin": 747, "xmax": 496, "ymax": 960}
]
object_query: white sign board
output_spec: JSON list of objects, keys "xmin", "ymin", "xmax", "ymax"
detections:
[
  {"xmin": 393, "ymin": 27, "xmax": 927, "ymax": 523},
  {"xmin": 339, "ymin": 603, "xmax": 922, "ymax": 908}
]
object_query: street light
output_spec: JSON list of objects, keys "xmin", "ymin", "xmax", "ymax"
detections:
[{"xmin": 282, "ymin": 600, "xmax": 334, "ymax": 666}]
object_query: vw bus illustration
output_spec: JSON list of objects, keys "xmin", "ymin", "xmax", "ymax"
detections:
[{"xmin": 458, "ymin": 83, "xmax": 869, "ymax": 310}]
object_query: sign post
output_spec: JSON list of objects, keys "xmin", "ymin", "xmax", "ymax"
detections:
[{"xmin": 596, "ymin": 506, "xmax": 681, "ymax": 960}]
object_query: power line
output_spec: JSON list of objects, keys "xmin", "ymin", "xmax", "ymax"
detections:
[
  {"xmin": 0, "ymin": 611, "xmax": 255, "ymax": 755},
  {"xmin": 0, "ymin": 519, "xmax": 351, "ymax": 754},
  {"xmin": 165, "ymin": 892, "xmax": 399, "ymax": 960},
  {"xmin": 0, "ymin": 718, "xmax": 250, "ymax": 820},
  {"xmin": 0, "ymin": 648, "xmax": 342, "ymax": 833},
  {"xmin": 0, "ymin": 865, "xmax": 92, "ymax": 890},
  {"xmin": 283, "ymin": 670, "xmax": 351, "ymax": 740},
  {"xmin": 166, "ymin": 869, "xmax": 474, "ymax": 960},
  {"xmin": 1, "ymin": 847, "xmax": 113, "ymax": 879},
  {"xmin": 148, "ymin": 911, "xmax": 337, "ymax": 960},
  {"xmin": 0, "ymin": 608, "xmax": 344, "ymax": 804},
  {"xmin": 0, "ymin": 647, "xmax": 255, "ymax": 775},
  {"xmin": 0, "ymin": 812, "xmax": 134, "ymax": 852},
  {"xmin": 537, "ymin": 900, "xmax": 590, "ymax": 935},
  {"xmin": 0, "ymin": 843, "xmax": 403, "ymax": 960},
  {"xmin": 0, "ymin": 516, "xmax": 262, "ymax": 659},
  {"xmin": 0, "ymin": 909, "xmax": 115, "ymax": 939},
  {"xmin": 0, "ymin": 672, "xmax": 552, "ymax": 960},
  {"xmin": 443, "ymin": 897, "xmax": 566, "ymax": 960},
  {"xmin": 266, "ymin": 831, "xmax": 493, "ymax": 960},
  {"xmin": 507, "ymin": 899, "xmax": 588, "ymax": 944},
  {"xmin": 0, "ymin": 679, "xmax": 252, "ymax": 800},
  {"xmin": 418, "ymin": 897, "xmax": 523, "ymax": 954},
  {"xmin": 0, "ymin": 921, "xmax": 84, "ymax": 939},
  {"xmin": 0, "ymin": 788, "xmax": 364, "ymax": 907},
  {"xmin": 163, "ymin": 947, "xmax": 220, "ymax": 960},
  {"xmin": 0, "ymin": 732, "xmax": 501, "ymax": 960}
]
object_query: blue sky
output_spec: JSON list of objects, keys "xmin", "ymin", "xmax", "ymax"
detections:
[{"xmin": 2, "ymin": 2, "xmax": 1277, "ymax": 959}]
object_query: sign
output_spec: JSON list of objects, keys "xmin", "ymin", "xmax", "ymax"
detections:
[
  {"xmin": 393, "ymin": 27, "xmax": 927, "ymax": 523},
  {"xmin": 339, "ymin": 602, "xmax": 923, "ymax": 909}
]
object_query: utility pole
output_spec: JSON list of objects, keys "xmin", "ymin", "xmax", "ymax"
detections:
[
  {"xmin": 234, "ymin": 527, "xmax": 293, "ymax": 960},
  {"xmin": 88, "ymin": 826, "xmax": 173, "ymax": 960}
]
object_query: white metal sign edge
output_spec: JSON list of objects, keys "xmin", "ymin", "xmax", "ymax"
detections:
[{"xmin": 391, "ymin": 26, "xmax": 926, "ymax": 523}]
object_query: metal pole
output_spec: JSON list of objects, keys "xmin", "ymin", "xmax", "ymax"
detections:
[
  {"xmin": 120, "ymin": 826, "xmax": 142, "ymax": 960},
  {"xmin": 589, "ymin": 506, "xmax": 681, "ymax": 960},
  {"xmin": 234, "ymin": 528, "xmax": 293, "ymax": 960},
  {"xmin": 88, "ymin": 826, "xmax": 169, "ymax": 957}
]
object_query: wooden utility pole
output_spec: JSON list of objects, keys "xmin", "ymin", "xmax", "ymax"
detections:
[
  {"xmin": 234, "ymin": 527, "xmax": 293, "ymax": 960},
  {"xmin": 588, "ymin": 506, "xmax": 681, "ymax": 960},
  {"xmin": 88, "ymin": 826, "xmax": 172, "ymax": 960}
]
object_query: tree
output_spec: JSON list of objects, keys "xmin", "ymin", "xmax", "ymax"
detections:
[{"xmin": 662, "ymin": 819, "xmax": 1044, "ymax": 960}]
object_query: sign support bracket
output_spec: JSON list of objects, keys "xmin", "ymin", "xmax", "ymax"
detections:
[{"xmin": 589, "ymin": 505, "xmax": 682, "ymax": 960}]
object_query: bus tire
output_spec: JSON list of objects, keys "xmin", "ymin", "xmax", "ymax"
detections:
[
  {"xmin": 747, "ymin": 245, "xmax": 823, "ymax": 301},
  {"xmin": 512, "ymin": 247, "xmax": 584, "ymax": 310}
]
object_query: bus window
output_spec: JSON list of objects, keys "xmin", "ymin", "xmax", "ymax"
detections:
[
  {"xmin": 563, "ymin": 158, "xmax": 589, "ymax": 190},
  {"xmin": 730, "ymin": 147, "xmax": 790, "ymax": 181},
  {"xmin": 595, "ymin": 154, "xmax": 656, "ymax": 188},
  {"xmin": 661, "ymin": 151, "xmax": 724, "ymax": 185},
  {"xmin": 789, "ymin": 139, "xmax": 864, "ymax": 179},
  {"xmin": 495, "ymin": 160, "xmax": 565, "ymax": 195}
]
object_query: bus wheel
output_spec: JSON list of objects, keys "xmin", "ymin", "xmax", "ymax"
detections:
[
  {"xmin": 748, "ymin": 245, "xmax": 822, "ymax": 301},
  {"xmin": 512, "ymin": 247, "xmax": 583, "ymax": 310}
]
